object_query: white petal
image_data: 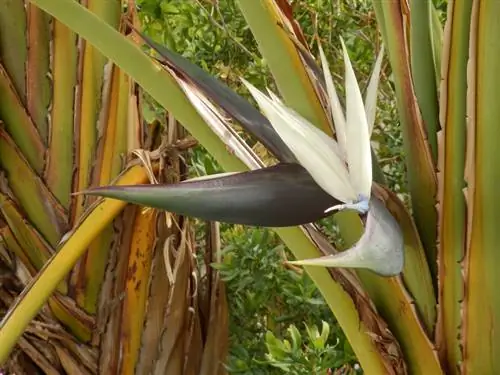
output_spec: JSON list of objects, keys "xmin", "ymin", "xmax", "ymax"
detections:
[
  {"xmin": 278, "ymin": 105, "xmax": 344, "ymax": 160},
  {"xmin": 365, "ymin": 45, "xmax": 384, "ymax": 136},
  {"xmin": 242, "ymin": 79, "xmax": 357, "ymax": 203},
  {"xmin": 319, "ymin": 45, "xmax": 347, "ymax": 159},
  {"xmin": 341, "ymin": 38, "xmax": 373, "ymax": 199},
  {"xmin": 262, "ymin": 87, "xmax": 336, "ymax": 158},
  {"xmin": 178, "ymin": 78, "xmax": 262, "ymax": 170},
  {"xmin": 287, "ymin": 197, "xmax": 404, "ymax": 276}
]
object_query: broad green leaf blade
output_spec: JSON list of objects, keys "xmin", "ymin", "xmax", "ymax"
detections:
[
  {"xmin": 1, "ymin": 228, "xmax": 37, "ymax": 276},
  {"xmin": 139, "ymin": 32, "xmax": 296, "ymax": 163},
  {"xmin": 30, "ymin": 0, "xmax": 247, "ymax": 177},
  {"xmin": 82, "ymin": 163, "xmax": 340, "ymax": 227},
  {"xmin": 72, "ymin": 0, "xmax": 121, "ymax": 221},
  {"xmin": 373, "ymin": 1, "xmax": 438, "ymax": 281},
  {"xmin": 0, "ymin": 194, "xmax": 54, "ymax": 274},
  {"xmin": 0, "ymin": 0, "xmax": 27, "ymax": 102},
  {"xmin": 26, "ymin": 4, "xmax": 51, "ymax": 142},
  {"xmin": 363, "ymin": 273, "xmax": 442, "ymax": 375},
  {"xmin": 436, "ymin": 0, "xmax": 471, "ymax": 371},
  {"xmin": 463, "ymin": 0, "xmax": 500, "ymax": 372},
  {"xmin": 410, "ymin": 0, "xmax": 440, "ymax": 162},
  {"xmin": 0, "ymin": 66, "xmax": 46, "ymax": 174},
  {"xmin": 47, "ymin": 295, "xmax": 93, "ymax": 342},
  {"xmin": 430, "ymin": 3, "xmax": 444, "ymax": 87},
  {"xmin": 236, "ymin": 0, "xmax": 332, "ymax": 134},
  {"xmin": 75, "ymin": 63, "xmax": 131, "ymax": 313},
  {"xmin": 0, "ymin": 128, "xmax": 66, "ymax": 246},
  {"xmin": 0, "ymin": 164, "xmax": 152, "ymax": 363}
]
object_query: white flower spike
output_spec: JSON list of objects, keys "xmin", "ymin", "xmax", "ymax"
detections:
[
  {"xmin": 242, "ymin": 40, "xmax": 403, "ymax": 276},
  {"xmin": 242, "ymin": 78, "xmax": 357, "ymax": 205},
  {"xmin": 242, "ymin": 39, "xmax": 381, "ymax": 215},
  {"xmin": 318, "ymin": 45, "xmax": 346, "ymax": 159}
]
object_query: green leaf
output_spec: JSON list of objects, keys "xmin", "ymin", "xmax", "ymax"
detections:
[
  {"xmin": 236, "ymin": 0, "xmax": 331, "ymax": 134},
  {"xmin": 410, "ymin": 0, "xmax": 440, "ymax": 162},
  {"xmin": 23, "ymin": 1, "xmax": 401, "ymax": 371},
  {"xmin": 287, "ymin": 324, "xmax": 302, "ymax": 352},
  {"xmin": 463, "ymin": 1, "xmax": 500, "ymax": 372},
  {"xmin": 435, "ymin": 0, "xmax": 471, "ymax": 370},
  {"xmin": 373, "ymin": 1, "xmax": 438, "ymax": 282},
  {"xmin": 319, "ymin": 321, "xmax": 330, "ymax": 349}
]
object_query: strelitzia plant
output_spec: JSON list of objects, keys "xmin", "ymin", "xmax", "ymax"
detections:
[
  {"xmin": 83, "ymin": 36, "xmax": 404, "ymax": 277},
  {"xmin": 4, "ymin": 0, "xmax": 500, "ymax": 374},
  {"xmin": 0, "ymin": 1, "xmax": 434, "ymax": 374}
]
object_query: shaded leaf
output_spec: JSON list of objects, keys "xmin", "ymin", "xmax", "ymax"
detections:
[
  {"xmin": 0, "ymin": 0, "xmax": 27, "ymax": 102},
  {"xmin": 0, "ymin": 194, "xmax": 57, "ymax": 284},
  {"xmin": 372, "ymin": 2, "xmax": 438, "ymax": 280},
  {"xmin": 373, "ymin": 184, "xmax": 436, "ymax": 334},
  {"xmin": 0, "ymin": 68, "xmax": 46, "ymax": 174},
  {"xmin": 45, "ymin": 19, "xmax": 78, "ymax": 209},
  {"xmin": 409, "ymin": 0, "xmax": 440, "ymax": 162},
  {"xmin": 0, "ymin": 128, "xmax": 66, "ymax": 246},
  {"xmin": 26, "ymin": 4, "xmax": 51, "ymax": 142},
  {"xmin": 435, "ymin": 0, "xmax": 471, "ymax": 368}
]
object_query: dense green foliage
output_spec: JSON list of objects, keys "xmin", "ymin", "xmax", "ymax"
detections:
[
  {"xmin": 137, "ymin": 0, "xmax": 406, "ymax": 372},
  {"xmin": 215, "ymin": 227, "xmax": 357, "ymax": 373}
]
